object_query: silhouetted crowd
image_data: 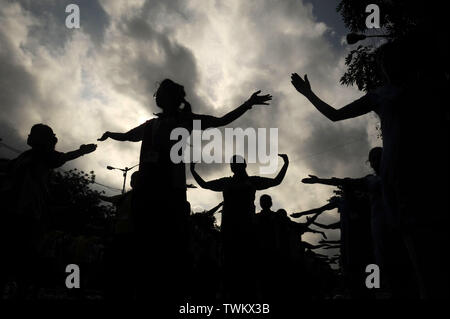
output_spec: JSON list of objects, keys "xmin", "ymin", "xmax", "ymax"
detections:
[{"xmin": 0, "ymin": 25, "xmax": 448, "ymax": 303}]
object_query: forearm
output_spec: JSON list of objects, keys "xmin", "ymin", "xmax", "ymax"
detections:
[
  {"xmin": 274, "ymin": 162, "xmax": 289, "ymax": 185},
  {"xmin": 107, "ymin": 132, "xmax": 130, "ymax": 141},
  {"xmin": 207, "ymin": 202, "xmax": 223, "ymax": 215},
  {"xmin": 61, "ymin": 149, "xmax": 85, "ymax": 162},
  {"xmin": 316, "ymin": 177, "xmax": 343, "ymax": 186},
  {"xmin": 312, "ymin": 221, "xmax": 332, "ymax": 229},
  {"xmin": 213, "ymin": 102, "xmax": 251, "ymax": 127},
  {"xmin": 305, "ymin": 91, "xmax": 341, "ymax": 121},
  {"xmin": 191, "ymin": 169, "xmax": 208, "ymax": 189}
]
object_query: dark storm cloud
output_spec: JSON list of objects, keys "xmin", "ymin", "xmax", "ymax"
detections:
[
  {"xmin": 0, "ymin": 0, "xmax": 379, "ymax": 248},
  {"xmin": 0, "ymin": 20, "xmax": 39, "ymax": 157},
  {"xmin": 15, "ymin": 0, "xmax": 109, "ymax": 49},
  {"xmin": 115, "ymin": 14, "xmax": 202, "ymax": 110},
  {"xmin": 299, "ymin": 116, "xmax": 371, "ymax": 177}
]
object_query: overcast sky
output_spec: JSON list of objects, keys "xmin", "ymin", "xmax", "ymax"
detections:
[{"xmin": 0, "ymin": 0, "xmax": 382, "ymax": 249}]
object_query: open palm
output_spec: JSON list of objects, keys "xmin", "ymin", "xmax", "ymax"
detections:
[
  {"xmin": 246, "ymin": 90, "xmax": 272, "ymax": 106},
  {"xmin": 291, "ymin": 73, "xmax": 311, "ymax": 96}
]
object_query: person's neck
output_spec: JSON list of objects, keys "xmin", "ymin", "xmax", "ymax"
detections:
[{"xmin": 234, "ymin": 171, "xmax": 248, "ymax": 179}]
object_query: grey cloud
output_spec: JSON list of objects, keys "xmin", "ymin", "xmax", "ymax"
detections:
[{"xmin": 15, "ymin": 0, "xmax": 109, "ymax": 49}]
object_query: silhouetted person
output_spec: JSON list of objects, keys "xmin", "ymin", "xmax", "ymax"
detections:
[
  {"xmin": 303, "ymin": 148, "xmax": 385, "ymax": 259},
  {"xmin": 4, "ymin": 124, "xmax": 96, "ymax": 297},
  {"xmin": 97, "ymin": 79, "xmax": 271, "ymax": 301},
  {"xmin": 188, "ymin": 202, "xmax": 223, "ymax": 302},
  {"xmin": 292, "ymin": 39, "xmax": 449, "ymax": 297},
  {"xmin": 190, "ymin": 154, "xmax": 288, "ymax": 300},
  {"xmin": 101, "ymin": 171, "xmax": 139, "ymax": 300},
  {"xmin": 254, "ymin": 194, "xmax": 283, "ymax": 301},
  {"xmin": 302, "ymin": 147, "xmax": 413, "ymax": 297}
]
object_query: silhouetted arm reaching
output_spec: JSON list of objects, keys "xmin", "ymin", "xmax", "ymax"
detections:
[
  {"xmin": 206, "ymin": 202, "xmax": 224, "ymax": 215},
  {"xmin": 290, "ymin": 201, "xmax": 338, "ymax": 218},
  {"xmin": 313, "ymin": 220, "xmax": 340, "ymax": 230},
  {"xmin": 319, "ymin": 239, "xmax": 341, "ymax": 245},
  {"xmin": 254, "ymin": 154, "xmax": 289, "ymax": 190},
  {"xmin": 302, "ymin": 174, "xmax": 367, "ymax": 190},
  {"xmin": 61, "ymin": 144, "xmax": 97, "ymax": 162},
  {"xmin": 98, "ymin": 122, "xmax": 146, "ymax": 142},
  {"xmin": 190, "ymin": 162, "xmax": 227, "ymax": 192},
  {"xmin": 304, "ymin": 213, "xmax": 321, "ymax": 227},
  {"xmin": 301, "ymin": 174, "xmax": 345, "ymax": 186},
  {"xmin": 197, "ymin": 91, "xmax": 272, "ymax": 129},
  {"xmin": 291, "ymin": 73, "xmax": 373, "ymax": 121}
]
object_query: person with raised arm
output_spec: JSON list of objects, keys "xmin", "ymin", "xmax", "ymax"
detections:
[
  {"xmin": 291, "ymin": 40, "xmax": 449, "ymax": 297},
  {"xmin": 97, "ymin": 79, "xmax": 271, "ymax": 301},
  {"xmin": 190, "ymin": 154, "xmax": 288, "ymax": 300},
  {"xmin": 5, "ymin": 124, "xmax": 96, "ymax": 298}
]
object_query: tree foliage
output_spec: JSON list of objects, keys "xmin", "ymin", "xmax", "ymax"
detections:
[
  {"xmin": 336, "ymin": 0, "xmax": 446, "ymax": 92},
  {"xmin": 48, "ymin": 169, "xmax": 113, "ymax": 234}
]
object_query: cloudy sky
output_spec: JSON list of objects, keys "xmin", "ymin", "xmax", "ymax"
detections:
[{"xmin": 0, "ymin": 0, "xmax": 382, "ymax": 249}]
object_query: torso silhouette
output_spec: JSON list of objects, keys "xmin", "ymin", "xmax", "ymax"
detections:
[
  {"xmin": 214, "ymin": 175, "xmax": 270, "ymax": 234},
  {"xmin": 9, "ymin": 148, "xmax": 66, "ymax": 219}
]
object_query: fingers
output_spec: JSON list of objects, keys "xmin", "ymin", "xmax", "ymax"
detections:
[{"xmin": 97, "ymin": 132, "xmax": 108, "ymax": 141}]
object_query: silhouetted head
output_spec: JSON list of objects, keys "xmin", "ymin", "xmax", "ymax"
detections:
[
  {"xmin": 368, "ymin": 147, "xmax": 382, "ymax": 175},
  {"xmin": 154, "ymin": 79, "xmax": 186, "ymax": 112},
  {"xmin": 260, "ymin": 194, "xmax": 272, "ymax": 210},
  {"xmin": 27, "ymin": 124, "xmax": 57, "ymax": 151},
  {"xmin": 130, "ymin": 171, "xmax": 139, "ymax": 189},
  {"xmin": 230, "ymin": 155, "xmax": 247, "ymax": 176},
  {"xmin": 277, "ymin": 209, "xmax": 288, "ymax": 218}
]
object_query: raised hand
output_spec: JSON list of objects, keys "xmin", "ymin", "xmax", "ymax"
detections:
[
  {"xmin": 291, "ymin": 73, "xmax": 312, "ymax": 96},
  {"xmin": 278, "ymin": 153, "xmax": 289, "ymax": 164},
  {"xmin": 80, "ymin": 144, "xmax": 97, "ymax": 154},
  {"xmin": 302, "ymin": 174, "xmax": 319, "ymax": 184},
  {"xmin": 245, "ymin": 90, "xmax": 272, "ymax": 107},
  {"xmin": 306, "ymin": 216, "xmax": 315, "ymax": 223},
  {"xmin": 97, "ymin": 131, "xmax": 110, "ymax": 141}
]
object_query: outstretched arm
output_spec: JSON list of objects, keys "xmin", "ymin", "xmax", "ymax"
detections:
[
  {"xmin": 98, "ymin": 122, "xmax": 146, "ymax": 142},
  {"xmin": 291, "ymin": 73, "xmax": 373, "ymax": 122},
  {"xmin": 61, "ymin": 144, "xmax": 97, "ymax": 162},
  {"xmin": 319, "ymin": 239, "xmax": 341, "ymax": 245},
  {"xmin": 190, "ymin": 163, "xmax": 225, "ymax": 192},
  {"xmin": 206, "ymin": 202, "xmax": 224, "ymax": 215},
  {"xmin": 290, "ymin": 201, "xmax": 338, "ymax": 218},
  {"xmin": 198, "ymin": 91, "xmax": 272, "ymax": 129},
  {"xmin": 254, "ymin": 154, "xmax": 289, "ymax": 190},
  {"xmin": 301, "ymin": 175, "xmax": 346, "ymax": 186},
  {"xmin": 313, "ymin": 221, "xmax": 340, "ymax": 230}
]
